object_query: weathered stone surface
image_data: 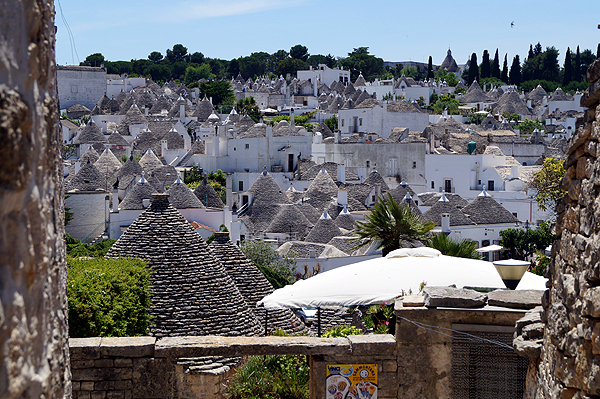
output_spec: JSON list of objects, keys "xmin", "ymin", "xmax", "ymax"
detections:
[
  {"xmin": 155, "ymin": 336, "xmax": 352, "ymax": 358},
  {"xmin": 100, "ymin": 337, "xmax": 156, "ymax": 358},
  {"xmin": 513, "ymin": 336, "xmax": 542, "ymax": 360},
  {"xmin": 515, "ymin": 306, "xmax": 543, "ymax": 330},
  {"xmin": 487, "ymin": 289, "xmax": 543, "ymax": 309},
  {"xmin": 568, "ymin": 126, "xmax": 592, "ymax": 155},
  {"xmin": 132, "ymin": 358, "xmax": 173, "ymax": 399},
  {"xmin": 587, "ymin": 58, "xmax": 600, "ymax": 84},
  {"xmin": 398, "ymin": 295, "xmax": 425, "ymax": 307},
  {"xmin": 71, "ymin": 367, "xmax": 132, "ymax": 382},
  {"xmin": 582, "ymin": 287, "xmax": 600, "ymax": 317},
  {"xmin": 581, "ymin": 78, "xmax": 600, "ymax": 108},
  {"xmin": 347, "ymin": 334, "xmax": 396, "ymax": 355},
  {"xmin": 70, "ymin": 338, "xmax": 102, "ymax": 360},
  {"xmin": 423, "ymin": 286, "xmax": 487, "ymax": 308},
  {"xmin": 522, "ymin": 322, "xmax": 544, "ymax": 339}
]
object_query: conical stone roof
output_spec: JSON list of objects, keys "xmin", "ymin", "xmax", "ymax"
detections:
[
  {"xmin": 117, "ymin": 103, "xmax": 148, "ymax": 135},
  {"xmin": 119, "ymin": 176, "xmax": 158, "ymax": 210},
  {"xmin": 304, "ymin": 210, "xmax": 343, "ymax": 244},
  {"xmin": 65, "ymin": 160, "xmax": 107, "ymax": 192},
  {"xmin": 94, "ymin": 148, "xmax": 122, "ymax": 187},
  {"xmin": 363, "ymin": 169, "xmax": 390, "ymax": 191},
  {"xmin": 304, "ymin": 168, "xmax": 338, "ymax": 210},
  {"xmin": 106, "ymin": 194, "xmax": 262, "ymax": 337},
  {"xmin": 421, "ymin": 194, "xmax": 474, "ymax": 226},
  {"xmin": 208, "ymin": 232, "xmax": 307, "ymax": 335},
  {"xmin": 74, "ymin": 120, "xmax": 107, "ymax": 145},
  {"xmin": 266, "ymin": 204, "xmax": 314, "ymax": 240},
  {"xmin": 79, "ymin": 146, "xmax": 100, "ymax": 164},
  {"xmin": 193, "ymin": 178, "xmax": 224, "ymax": 209},
  {"xmin": 460, "ymin": 191, "xmax": 517, "ymax": 225},
  {"xmin": 139, "ymin": 149, "xmax": 163, "ymax": 172},
  {"xmin": 193, "ymin": 96, "xmax": 214, "ymax": 121},
  {"xmin": 333, "ymin": 207, "xmax": 356, "ymax": 230},
  {"xmin": 167, "ymin": 177, "xmax": 204, "ymax": 209}
]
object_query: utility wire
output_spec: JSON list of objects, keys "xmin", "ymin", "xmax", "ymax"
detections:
[{"xmin": 56, "ymin": 0, "xmax": 80, "ymax": 65}]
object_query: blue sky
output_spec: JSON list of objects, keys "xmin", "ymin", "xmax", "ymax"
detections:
[{"xmin": 55, "ymin": 0, "xmax": 599, "ymax": 68}]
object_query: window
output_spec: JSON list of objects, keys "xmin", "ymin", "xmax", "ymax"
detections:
[
  {"xmin": 444, "ymin": 179, "xmax": 452, "ymax": 193},
  {"xmin": 431, "ymin": 181, "xmax": 435, "ymax": 189},
  {"xmin": 366, "ymin": 160, "xmax": 371, "ymax": 169},
  {"xmin": 239, "ymin": 181, "xmax": 244, "ymax": 191},
  {"xmin": 359, "ymin": 118, "xmax": 363, "ymax": 126},
  {"xmin": 488, "ymin": 180, "xmax": 495, "ymax": 191},
  {"xmin": 71, "ymin": 85, "xmax": 78, "ymax": 93},
  {"xmin": 341, "ymin": 119, "xmax": 344, "ymax": 127},
  {"xmin": 512, "ymin": 212, "xmax": 518, "ymax": 218},
  {"xmin": 245, "ymin": 143, "xmax": 249, "ymax": 149},
  {"xmin": 412, "ymin": 161, "xmax": 416, "ymax": 169},
  {"xmin": 523, "ymin": 162, "xmax": 528, "ymax": 166},
  {"xmin": 233, "ymin": 147, "xmax": 236, "ymax": 151},
  {"xmin": 372, "ymin": 195, "xmax": 376, "ymax": 202}
]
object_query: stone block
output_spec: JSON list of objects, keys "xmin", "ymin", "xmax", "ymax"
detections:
[
  {"xmin": 588, "ymin": 58, "xmax": 600, "ymax": 83},
  {"xmin": 81, "ymin": 381, "xmax": 94, "ymax": 391},
  {"xmin": 114, "ymin": 380, "xmax": 132, "ymax": 390},
  {"xmin": 581, "ymin": 78, "xmax": 600, "ymax": 108},
  {"xmin": 587, "ymin": 140, "xmax": 597, "ymax": 158},
  {"xmin": 94, "ymin": 380, "xmax": 115, "ymax": 391},
  {"xmin": 582, "ymin": 287, "xmax": 600, "ymax": 317},
  {"xmin": 94, "ymin": 359, "xmax": 114, "ymax": 368},
  {"xmin": 72, "ymin": 382, "xmax": 81, "ymax": 391},
  {"xmin": 423, "ymin": 286, "xmax": 487, "ymax": 308},
  {"xmin": 347, "ymin": 334, "xmax": 396, "ymax": 355},
  {"xmin": 382, "ymin": 360, "xmax": 397, "ymax": 373},
  {"xmin": 106, "ymin": 392, "xmax": 125, "ymax": 399},
  {"xmin": 114, "ymin": 358, "xmax": 132, "ymax": 368},
  {"xmin": 100, "ymin": 337, "xmax": 155, "ymax": 358},
  {"xmin": 513, "ymin": 335, "xmax": 542, "ymax": 360},
  {"xmin": 70, "ymin": 338, "xmax": 102, "ymax": 360},
  {"xmin": 77, "ymin": 392, "xmax": 91, "ymax": 399},
  {"xmin": 132, "ymin": 358, "xmax": 174, "ymax": 399},
  {"xmin": 71, "ymin": 360, "xmax": 95, "ymax": 369},
  {"xmin": 522, "ymin": 322, "xmax": 544, "ymax": 339},
  {"xmin": 90, "ymin": 391, "xmax": 106, "ymax": 399},
  {"xmin": 568, "ymin": 128, "xmax": 592, "ymax": 156},
  {"xmin": 71, "ymin": 367, "xmax": 132, "ymax": 382},
  {"xmin": 398, "ymin": 295, "xmax": 424, "ymax": 307},
  {"xmin": 487, "ymin": 289, "xmax": 543, "ymax": 309},
  {"xmin": 568, "ymin": 179, "xmax": 581, "ymax": 201}
]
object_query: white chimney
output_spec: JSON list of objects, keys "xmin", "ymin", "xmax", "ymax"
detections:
[
  {"xmin": 74, "ymin": 161, "xmax": 81, "ymax": 175},
  {"xmin": 441, "ymin": 213, "xmax": 450, "ymax": 234},
  {"xmin": 337, "ymin": 190, "xmax": 348, "ymax": 206},
  {"xmin": 161, "ymin": 140, "xmax": 168, "ymax": 157},
  {"xmin": 309, "ymin": 249, "xmax": 316, "ymax": 258},
  {"xmin": 511, "ymin": 166, "xmax": 519, "ymax": 180},
  {"xmin": 180, "ymin": 103, "xmax": 185, "ymax": 119},
  {"xmin": 112, "ymin": 188, "xmax": 119, "ymax": 212},
  {"xmin": 226, "ymin": 172, "xmax": 233, "ymax": 207},
  {"xmin": 142, "ymin": 198, "xmax": 150, "ymax": 208},
  {"xmin": 337, "ymin": 164, "xmax": 346, "ymax": 183}
]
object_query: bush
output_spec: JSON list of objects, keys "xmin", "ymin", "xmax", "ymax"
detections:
[
  {"xmin": 66, "ymin": 233, "xmax": 116, "ymax": 257},
  {"xmin": 67, "ymin": 257, "xmax": 152, "ymax": 337},
  {"xmin": 322, "ymin": 325, "xmax": 363, "ymax": 338},
  {"xmin": 225, "ymin": 354, "xmax": 309, "ymax": 399},
  {"xmin": 241, "ymin": 241, "xmax": 296, "ymax": 288}
]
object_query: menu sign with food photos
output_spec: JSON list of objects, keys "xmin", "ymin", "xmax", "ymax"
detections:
[{"xmin": 325, "ymin": 364, "xmax": 378, "ymax": 399}]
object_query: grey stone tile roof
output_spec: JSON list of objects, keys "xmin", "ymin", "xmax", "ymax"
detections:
[
  {"xmin": 440, "ymin": 49, "xmax": 459, "ymax": 72},
  {"xmin": 285, "ymin": 184, "xmax": 305, "ymax": 203},
  {"xmin": 67, "ymin": 103, "xmax": 91, "ymax": 113},
  {"xmin": 79, "ymin": 146, "xmax": 100, "ymax": 164},
  {"xmin": 458, "ymin": 81, "xmax": 492, "ymax": 103},
  {"xmin": 338, "ymin": 183, "xmax": 372, "ymax": 209},
  {"xmin": 272, "ymin": 120, "xmax": 306, "ymax": 137},
  {"xmin": 150, "ymin": 94, "xmax": 173, "ymax": 115},
  {"xmin": 167, "ymin": 177, "xmax": 204, "ymax": 209},
  {"xmin": 387, "ymin": 183, "xmax": 418, "ymax": 204},
  {"xmin": 242, "ymin": 172, "xmax": 295, "ymax": 232},
  {"xmin": 94, "ymin": 148, "xmax": 122, "ymax": 186},
  {"xmin": 139, "ymin": 149, "xmax": 163, "ymax": 172},
  {"xmin": 118, "ymin": 94, "xmax": 136, "ymax": 115},
  {"xmin": 277, "ymin": 241, "xmax": 348, "ymax": 259},
  {"xmin": 176, "ymin": 140, "xmax": 205, "ymax": 167},
  {"xmin": 363, "ymin": 169, "xmax": 390, "ymax": 191},
  {"xmin": 527, "ymin": 85, "xmax": 548, "ymax": 106},
  {"xmin": 314, "ymin": 122, "xmax": 333, "ymax": 139},
  {"xmin": 550, "ymin": 87, "xmax": 572, "ymax": 101},
  {"xmin": 106, "ymin": 194, "xmax": 262, "ymax": 337},
  {"xmin": 133, "ymin": 89, "xmax": 155, "ymax": 110},
  {"xmin": 193, "ymin": 178, "xmax": 224, "ymax": 209},
  {"xmin": 460, "ymin": 191, "xmax": 518, "ymax": 225},
  {"xmin": 208, "ymin": 233, "xmax": 307, "ymax": 335},
  {"xmin": 65, "ymin": 160, "xmax": 107, "ymax": 192},
  {"xmin": 117, "ymin": 103, "xmax": 148, "ymax": 135},
  {"xmin": 386, "ymin": 101, "xmax": 425, "ymax": 113},
  {"xmin": 266, "ymin": 204, "xmax": 314, "ymax": 240},
  {"xmin": 148, "ymin": 165, "xmax": 178, "ymax": 192},
  {"xmin": 74, "ymin": 120, "xmax": 107, "ymax": 145},
  {"xmin": 162, "ymin": 128, "xmax": 185, "ymax": 150},
  {"xmin": 239, "ymin": 123, "xmax": 266, "ymax": 138},
  {"xmin": 493, "ymin": 90, "xmax": 532, "ymax": 115},
  {"xmin": 421, "ymin": 195, "xmax": 475, "ymax": 226},
  {"xmin": 116, "ymin": 156, "xmax": 143, "ymax": 186},
  {"xmin": 295, "ymin": 202, "xmax": 322, "ymax": 224},
  {"xmin": 192, "ymin": 96, "xmax": 214, "ymax": 121},
  {"xmin": 118, "ymin": 176, "xmax": 158, "ymax": 210},
  {"xmin": 333, "ymin": 208, "xmax": 356, "ymax": 231},
  {"xmin": 354, "ymin": 73, "xmax": 367, "ymax": 86},
  {"xmin": 325, "ymin": 96, "xmax": 344, "ymax": 113},
  {"xmin": 304, "ymin": 211, "xmax": 343, "ymax": 244},
  {"xmin": 342, "ymin": 83, "xmax": 356, "ymax": 96},
  {"xmin": 418, "ymin": 192, "xmax": 468, "ymax": 208},
  {"xmin": 106, "ymin": 132, "xmax": 129, "ymax": 146},
  {"xmin": 327, "ymin": 235, "xmax": 358, "ymax": 255},
  {"xmin": 304, "ymin": 169, "xmax": 339, "ymax": 210},
  {"xmin": 247, "ymin": 171, "xmax": 291, "ymax": 203}
]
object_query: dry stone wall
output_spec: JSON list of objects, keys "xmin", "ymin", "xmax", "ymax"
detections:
[
  {"xmin": 533, "ymin": 57, "xmax": 600, "ymax": 398},
  {"xmin": 0, "ymin": 0, "xmax": 71, "ymax": 397}
]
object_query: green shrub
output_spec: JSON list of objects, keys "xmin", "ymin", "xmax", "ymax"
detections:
[
  {"xmin": 322, "ymin": 325, "xmax": 363, "ymax": 338},
  {"xmin": 66, "ymin": 233, "xmax": 116, "ymax": 257},
  {"xmin": 67, "ymin": 257, "xmax": 152, "ymax": 337}
]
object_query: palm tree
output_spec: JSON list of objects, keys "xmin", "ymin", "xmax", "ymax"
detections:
[
  {"xmin": 353, "ymin": 194, "xmax": 435, "ymax": 257},
  {"xmin": 427, "ymin": 233, "xmax": 481, "ymax": 259}
]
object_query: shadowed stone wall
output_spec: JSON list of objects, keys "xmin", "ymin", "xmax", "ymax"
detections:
[
  {"xmin": 0, "ymin": 0, "xmax": 71, "ymax": 397},
  {"xmin": 532, "ymin": 57, "xmax": 600, "ymax": 397}
]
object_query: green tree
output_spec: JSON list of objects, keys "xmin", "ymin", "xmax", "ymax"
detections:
[
  {"xmin": 148, "ymin": 51, "xmax": 163, "ymax": 63},
  {"xmin": 492, "ymin": 49, "xmax": 501, "ymax": 79},
  {"xmin": 574, "ymin": 46, "xmax": 581, "ymax": 82},
  {"xmin": 267, "ymin": 49, "xmax": 289, "ymax": 73},
  {"xmin": 184, "ymin": 63, "xmax": 215, "ymax": 84},
  {"xmin": 530, "ymin": 158, "xmax": 566, "ymax": 212},
  {"xmin": 190, "ymin": 51, "xmax": 205, "ymax": 64},
  {"xmin": 427, "ymin": 56, "xmax": 433, "ymax": 79},
  {"xmin": 518, "ymin": 119, "xmax": 545, "ymax": 134},
  {"xmin": 80, "ymin": 53, "xmax": 105, "ymax": 67},
  {"xmin": 307, "ymin": 53, "xmax": 336, "ymax": 69},
  {"xmin": 352, "ymin": 194, "xmax": 435, "ymax": 256},
  {"xmin": 337, "ymin": 47, "xmax": 384, "ymax": 82},
  {"xmin": 541, "ymin": 47, "xmax": 560, "ymax": 82},
  {"xmin": 501, "ymin": 54, "xmax": 509, "ymax": 83},
  {"xmin": 67, "ymin": 256, "xmax": 152, "ymax": 337},
  {"xmin": 241, "ymin": 241, "xmax": 296, "ymax": 288},
  {"xmin": 433, "ymin": 94, "xmax": 460, "ymax": 115},
  {"xmin": 467, "ymin": 53, "xmax": 479, "ymax": 85},
  {"xmin": 235, "ymin": 97, "xmax": 262, "ymax": 122},
  {"xmin": 434, "ymin": 69, "xmax": 458, "ymax": 87},
  {"xmin": 200, "ymin": 80, "xmax": 235, "ymax": 106},
  {"xmin": 166, "ymin": 44, "xmax": 188, "ymax": 63},
  {"xmin": 143, "ymin": 63, "xmax": 171, "ymax": 82},
  {"xmin": 324, "ymin": 115, "xmax": 338, "ymax": 132},
  {"xmin": 290, "ymin": 44, "xmax": 309, "ymax": 62},
  {"xmin": 427, "ymin": 233, "xmax": 481, "ymax": 259},
  {"xmin": 276, "ymin": 58, "xmax": 306, "ymax": 77},
  {"xmin": 480, "ymin": 50, "xmax": 491, "ymax": 79},
  {"xmin": 563, "ymin": 48, "xmax": 573, "ymax": 86},
  {"xmin": 509, "ymin": 55, "xmax": 521, "ymax": 86},
  {"xmin": 238, "ymin": 52, "xmax": 269, "ymax": 79},
  {"xmin": 499, "ymin": 223, "xmax": 554, "ymax": 260}
]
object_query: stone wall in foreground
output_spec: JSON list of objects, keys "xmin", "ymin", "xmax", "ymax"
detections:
[
  {"xmin": 534, "ymin": 57, "xmax": 600, "ymax": 397},
  {"xmin": 0, "ymin": 0, "xmax": 71, "ymax": 397}
]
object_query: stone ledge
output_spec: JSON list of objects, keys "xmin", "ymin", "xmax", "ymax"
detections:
[
  {"xmin": 347, "ymin": 334, "xmax": 396, "ymax": 355},
  {"xmin": 154, "ymin": 336, "xmax": 352, "ymax": 358},
  {"xmin": 487, "ymin": 289, "xmax": 544, "ymax": 309},
  {"xmin": 100, "ymin": 337, "xmax": 156, "ymax": 358},
  {"xmin": 70, "ymin": 338, "xmax": 102, "ymax": 360}
]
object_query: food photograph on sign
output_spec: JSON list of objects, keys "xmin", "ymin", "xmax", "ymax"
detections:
[{"xmin": 326, "ymin": 364, "xmax": 378, "ymax": 399}]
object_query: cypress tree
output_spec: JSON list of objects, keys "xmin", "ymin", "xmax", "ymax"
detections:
[
  {"xmin": 509, "ymin": 55, "xmax": 521, "ymax": 86},
  {"xmin": 492, "ymin": 49, "xmax": 501, "ymax": 79},
  {"xmin": 563, "ymin": 48, "xmax": 572, "ymax": 86},
  {"xmin": 501, "ymin": 54, "xmax": 509, "ymax": 83},
  {"xmin": 481, "ymin": 50, "xmax": 491, "ymax": 79},
  {"xmin": 427, "ymin": 56, "xmax": 433, "ymax": 79},
  {"xmin": 534, "ymin": 42, "xmax": 542, "ymax": 56},
  {"xmin": 467, "ymin": 53, "xmax": 479, "ymax": 85},
  {"xmin": 574, "ymin": 46, "xmax": 581, "ymax": 82},
  {"xmin": 597, "ymin": 43, "xmax": 600, "ymax": 58},
  {"xmin": 528, "ymin": 44, "xmax": 534, "ymax": 60}
]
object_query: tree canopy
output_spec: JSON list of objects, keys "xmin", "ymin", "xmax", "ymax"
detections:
[
  {"xmin": 499, "ymin": 223, "xmax": 554, "ymax": 261},
  {"xmin": 530, "ymin": 158, "xmax": 566, "ymax": 213}
]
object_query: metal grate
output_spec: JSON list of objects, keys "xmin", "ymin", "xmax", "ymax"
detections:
[{"xmin": 451, "ymin": 326, "xmax": 528, "ymax": 399}]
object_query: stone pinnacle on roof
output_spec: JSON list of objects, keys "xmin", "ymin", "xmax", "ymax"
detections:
[
  {"xmin": 118, "ymin": 172, "xmax": 159, "ymax": 210},
  {"xmin": 139, "ymin": 149, "xmax": 163, "ymax": 172},
  {"xmin": 333, "ymin": 206, "xmax": 356, "ymax": 231},
  {"xmin": 166, "ymin": 176, "xmax": 204, "ymax": 209},
  {"xmin": 107, "ymin": 194, "xmax": 262, "ymax": 337},
  {"xmin": 74, "ymin": 120, "xmax": 107, "ymax": 145},
  {"xmin": 461, "ymin": 193, "xmax": 517, "ymax": 225},
  {"xmin": 65, "ymin": 159, "xmax": 107, "ymax": 192}
]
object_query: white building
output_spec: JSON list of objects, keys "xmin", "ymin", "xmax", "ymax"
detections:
[
  {"xmin": 297, "ymin": 64, "xmax": 350, "ymax": 87},
  {"xmin": 57, "ymin": 65, "xmax": 107, "ymax": 110}
]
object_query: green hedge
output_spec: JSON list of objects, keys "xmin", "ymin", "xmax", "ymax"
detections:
[{"xmin": 67, "ymin": 257, "xmax": 152, "ymax": 337}]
